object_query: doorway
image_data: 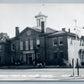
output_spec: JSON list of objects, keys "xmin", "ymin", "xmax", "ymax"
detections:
[{"xmin": 26, "ymin": 54, "xmax": 33, "ymax": 65}]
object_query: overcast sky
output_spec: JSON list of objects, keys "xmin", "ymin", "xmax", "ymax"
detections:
[{"xmin": 0, "ymin": 4, "xmax": 84, "ymax": 38}]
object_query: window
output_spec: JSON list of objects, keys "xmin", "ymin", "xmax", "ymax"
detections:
[
  {"xmin": 11, "ymin": 44, "xmax": 15, "ymax": 51},
  {"xmin": 70, "ymin": 39, "xmax": 73, "ymax": 44},
  {"xmin": 20, "ymin": 41, "xmax": 23, "ymax": 50},
  {"xmin": 82, "ymin": 42, "xmax": 84, "ymax": 46},
  {"xmin": 36, "ymin": 39, "xmax": 40, "ymax": 48},
  {"xmin": 53, "ymin": 38, "xmax": 57, "ymax": 46},
  {"xmin": 80, "ymin": 40, "xmax": 82, "ymax": 46},
  {"xmin": 25, "ymin": 40, "xmax": 29, "ymax": 50},
  {"xmin": 59, "ymin": 37, "xmax": 63, "ymax": 45},
  {"xmin": 82, "ymin": 41, "xmax": 84, "ymax": 46},
  {"xmin": 38, "ymin": 19, "xmax": 40, "ymax": 26},
  {"xmin": 80, "ymin": 40, "xmax": 84, "ymax": 46},
  {"xmin": 30, "ymin": 39, "xmax": 33, "ymax": 50},
  {"xmin": 0, "ymin": 45, "xmax": 1, "ymax": 49}
]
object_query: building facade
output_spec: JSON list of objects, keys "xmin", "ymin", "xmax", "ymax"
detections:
[
  {"xmin": 45, "ymin": 29, "xmax": 84, "ymax": 66},
  {"xmin": 10, "ymin": 13, "xmax": 47, "ymax": 65},
  {"xmin": 10, "ymin": 27, "xmax": 44, "ymax": 65},
  {"xmin": 0, "ymin": 13, "xmax": 84, "ymax": 66}
]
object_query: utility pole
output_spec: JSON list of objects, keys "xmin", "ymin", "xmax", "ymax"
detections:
[
  {"xmin": 72, "ymin": 19, "xmax": 77, "ymax": 77},
  {"xmin": 74, "ymin": 19, "xmax": 79, "ymax": 77}
]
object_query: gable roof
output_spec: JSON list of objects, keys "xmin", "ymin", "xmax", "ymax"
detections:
[
  {"xmin": 10, "ymin": 27, "xmax": 43, "ymax": 41},
  {"xmin": 19, "ymin": 27, "xmax": 41, "ymax": 36}
]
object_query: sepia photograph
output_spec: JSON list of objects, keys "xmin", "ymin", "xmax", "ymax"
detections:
[{"xmin": 0, "ymin": 0, "xmax": 84, "ymax": 82}]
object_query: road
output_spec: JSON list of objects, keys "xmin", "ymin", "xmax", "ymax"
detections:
[{"xmin": 0, "ymin": 68, "xmax": 84, "ymax": 81}]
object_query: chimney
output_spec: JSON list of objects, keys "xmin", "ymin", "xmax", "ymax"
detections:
[
  {"xmin": 15, "ymin": 27, "xmax": 19, "ymax": 36},
  {"xmin": 62, "ymin": 28, "xmax": 65, "ymax": 31},
  {"xmin": 68, "ymin": 28, "xmax": 70, "ymax": 33},
  {"xmin": 41, "ymin": 21, "xmax": 45, "ymax": 33}
]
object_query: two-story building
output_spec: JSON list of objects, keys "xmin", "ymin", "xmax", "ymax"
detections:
[
  {"xmin": 9, "ymin": 12, "xmax": 84, "ymax": 66},
  {"xmin": 0, "ymin": 12, "xmax": 84, "ymax": 67},
  {"xmin": 10, "ymin": 13, "xmax": 47, "ymax": 65},
  {"xmin": 43, "ymin": 28, "xmax": 84, "ymax": 66}
]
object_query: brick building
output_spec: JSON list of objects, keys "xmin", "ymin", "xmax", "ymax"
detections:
[
  {"xmin": 0, "ymin": 12, "xmax": 84, "ymax": 66},
  {"xmin": 10, "ymin": 13, "xmax": 47, "ymax": 65},
  {"xmin": 45, "ymin": 28, "xmax": 84, "ymax": 66}
]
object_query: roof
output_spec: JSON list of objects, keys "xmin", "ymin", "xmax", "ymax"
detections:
[
  {"xmin": 10, "ymin": 26, "xmax": 43, "ymax": 41},
  {"xmin": 46, "ymin": 27, "xmax": 58, "ymax": 33},
  {"xmin": 19, "ymin": 27, "xmax": 42, "ymax": 35},
  {"xmin": 35, "ymin": 12, "xmax": 47, "ymax": 18},
  {"xmin": 45, "ymin": 30, "xmax": 76, "ymax": 37}
]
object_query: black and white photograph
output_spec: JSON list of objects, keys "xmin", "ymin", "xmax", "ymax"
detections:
[{"xmin": 0, "ymin": 0, "xmax": 84, "ymax": 82}]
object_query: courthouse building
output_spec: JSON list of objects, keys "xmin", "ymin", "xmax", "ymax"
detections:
[{"xmin": 0, "ymin": 12, "xmax": 84, "ymax": 66}]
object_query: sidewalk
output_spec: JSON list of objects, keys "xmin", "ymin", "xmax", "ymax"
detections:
[{"xmin": 0, "ymin": 65, "xmax": 72, "ymax": 69}]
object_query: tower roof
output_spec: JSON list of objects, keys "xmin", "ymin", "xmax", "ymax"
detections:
[{"xmin": 35, "ymin": 12, "xmax": 47, "ymax": 18}]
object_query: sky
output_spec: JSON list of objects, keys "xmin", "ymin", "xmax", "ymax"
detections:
[{"xmin": 0, "ymin": 4, "xmax": 84, "ymax": 38}]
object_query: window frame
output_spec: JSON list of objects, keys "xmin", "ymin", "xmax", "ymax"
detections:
[
  {"xmin": 58, "ymin": 37, "xmax": 63, "ymax": 45},
  {"xmin": 0, "ymin": 45, "xmax": 2, "ymax": 50},
  {"xmin": 30, "ymin": 39, "xmax": 33, "ymax": 50},
  {"xmin": 11, "ymin": 43, "xmax": 15, "ymax": 51},
  {"xmin": 53, "ymin": 38, "xmax": 58, "ymax": 46},
  {"xmin": 25, "ymin": 40, "xmax": 29, "ymax": 50},
  {"xmin": 36, "ymin": 39, "xmax": 40, "ymax": 48},
  {"xmin": 20, "ymin": 40, "xmax": 23, "ymax": 50}
]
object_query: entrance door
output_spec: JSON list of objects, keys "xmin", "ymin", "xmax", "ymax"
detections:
[
  {"xmin": 29, "ymin": 57, "xmax": 32, "ymax": 64},
  {"xmin": 26, "ymin": 54, "xmax": 32, "ymax": 65}
]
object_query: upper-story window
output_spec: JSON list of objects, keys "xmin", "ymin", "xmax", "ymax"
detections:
[
  {"xmin": 80, "ymin": 40, "xmax": 84, "ymax": 46},
  {"xmin": 30, "ymin": 39, "xmax": 33, "ymax": 50},
  {"xmin": 11, "ymin": 44, "xmax": 15, "ymax": 51},
  {"xmin": 20, "ymin": 41, "xmax": 23, "ymax": 50},
  {"xmin": 36, "ymin": 39, "xmax": 40, "ymax": 48},
  {"xmin": 38, "ymin": 19, "xmax": 41, "ymax": 26},
  {"xmin": 25, "ymin": 40, "xmax": 29, "ymax": 50},
  {"xmin": 0, "ymin": 45, "xmax": 2, "ymax": 50},
  {"xmin": 81, "ymin": 40, "xmax": 84, "ymax": 46},
  {"xmin": 59, "ymin": 37, "xmax": 63, "ymax": 45},
  {"xmin": 82, "ymin": 41, "xmax": 84, "ymax": 46},
  {"xmin": 53, "ymin": 38, "xmax": 58, "ymax": 46}
]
